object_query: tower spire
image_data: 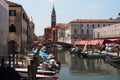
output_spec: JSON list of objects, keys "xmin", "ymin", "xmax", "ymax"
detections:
[
  {"xmin": 51, "ymin": 4, "xmax": 56, "ymax": 28},
  {"xmin": 52, "ymin": 4, "xmax": 55, "ymax": 13}
]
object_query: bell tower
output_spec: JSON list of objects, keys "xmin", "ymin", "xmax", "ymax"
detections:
[
  {"xmin": 51, "ymin": 5, "xmax": 57, "ymax": 42},
  {"xmin": 51, "ymin": 5, "xmax": 56, "ymax": 28}
]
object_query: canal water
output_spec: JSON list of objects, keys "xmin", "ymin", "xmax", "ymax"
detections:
[{"xmin": 56, "ymin": 49, "xmax": 120, "ymax": 80}]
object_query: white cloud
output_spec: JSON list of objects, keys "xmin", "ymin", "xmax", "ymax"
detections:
[{"xmin": 48, "ymin": 0, "xmax": 56, "ymax": 4}]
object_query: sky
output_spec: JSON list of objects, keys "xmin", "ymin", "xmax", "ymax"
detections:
[{"xmin": 9, "ymin": 0, "xmax": 120, "ymax": 36}]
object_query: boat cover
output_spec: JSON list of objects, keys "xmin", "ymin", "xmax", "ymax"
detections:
[{"xmin": 39, "ymin": 51, "xmax": 49, "ymax": 57}]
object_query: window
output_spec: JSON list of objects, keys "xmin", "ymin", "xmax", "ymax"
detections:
[
  {"xmin": 23, "ymin": 13, "xmax": 25, "ymax": 19},
  {"xmin": 87, "ymin": 24, "xmax": 89, "ymax": 27},
  {"xmin": 92, "ymin": 24, "xmax": 95, "ymax": 28},
  {"xmin": 74, "ymin": 29, "xmax": 77, "ymax": 35},
  {"xmin": 9, "ymin": 10, "xmax": 16, "ymax": 16},
  {"xmin": 80, "ymin": 24, "xmax": 83, "ymax": 27},
  {"xmin": 81, "ymin": 29, "xmax": 83, "ymax": 34},
  {"xmin": 87, "ymin": 30, "xmax": 89, "ymax": 34},
  {"xmin": 61, "ymin": 33, "xmax": 64, "ymax": 37},
  {"xmin": 98, "ymin": 24, "xmax": 100, "ymax": 27},
  {"xmin": 67, "ymin": 34, "xmax": 69, "ymax": 37},
  {"xmin": 103, "ymin": 24, "xmax": 105, "ymax": 26},
  {"xmin": 9, "ymin": 24, "xmax": 16, "ymax": 32}
]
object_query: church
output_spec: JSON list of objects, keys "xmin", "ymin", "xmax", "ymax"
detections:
[{"xmin": 44, "ymin": 6, "xmax": 57, "ymax": 42}]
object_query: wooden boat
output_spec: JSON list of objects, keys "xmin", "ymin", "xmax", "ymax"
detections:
[
  {"xmin": 87, "ymin": 53, "xmax": 108, "ymax": 58},
  {"xmin": 16, "ymin": 67, "xmax": 59, "ymax": 79},
  {"xmin": 36, "ymin": 74, "xmax": 59, "ymax": 79},
  {"xmin": 69, "ymin": 46, "xmax": 82, "ymax": 54},
  {"xmin": 105, "ymin": 56, "xmax": 120, "ymax": 69},
  {"xmin": 105, "ymin": 60, "xmax": 120, "ymax": 69},
  {"xmin": 82, "ymin": 52, "xmax": 108, "ymax": 58},
  {"xmin": 105, "ymin": 56, "xmax": 120, "ymax": 63},
  {"xmin": 18, "ymin": 72, "xmax": 59, "ymax": 79},
  {"xmin": 15, "ymin": 67, "xmax": 56, "ymax": 74}
]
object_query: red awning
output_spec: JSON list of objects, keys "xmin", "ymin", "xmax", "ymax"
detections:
[
  {"xmin": 74, "ymin": 39, "xmax": 104, "ymax": 47},
  {"xmin": 104, "ymin": 39, "xmax": 119, "ymax": 44}
]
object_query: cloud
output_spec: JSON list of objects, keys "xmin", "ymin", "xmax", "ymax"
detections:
[{"xmin": 48, "ymin": 0, "xmax": 56, "ymax": 4}]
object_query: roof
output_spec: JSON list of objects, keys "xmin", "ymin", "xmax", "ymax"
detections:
[
  {"xmin": 45, "ymin": 23, "xmax": 68, "ymax": 29},
  {"xmin": 56, "ymin": 23, "xmax": 68, "ymax": 28},
  {"xmin": 70, "ymin": 19, "xmax": 117, "ymax": 23},
  {"xmin": 45, "ymin": 26, "xmax": 52, "ymax": 29},
  {"xmin": 6, "ymin": 0, "xmax": 22, "ymax": 7}
]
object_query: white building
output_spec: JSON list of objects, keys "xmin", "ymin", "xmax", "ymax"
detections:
[
  {"xmin": 57, "ymin": 23, "xmax": 71, "ymax": 43},
  {"xmin": 69, "ymin": 18, "xmax": 118, "ymax": 44},
  {"xmin": 0, "ymin": 0, "xmax": 9, "ymax": 56},
  {"xmin": 93, "ymin": 23, "xmax": 120, "ymax": 39},
  {"xmin": 93, "ymin": 14, "xmax": 120, "ymax": 39}
]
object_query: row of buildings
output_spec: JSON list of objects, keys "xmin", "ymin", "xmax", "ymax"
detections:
[
  {"xmin": 44, "ymin": 6, "xmax": 120, "ymax": 44},
  {"xmin": 0, "ymin": 0, "xmax": 35, "ymax": 57}
]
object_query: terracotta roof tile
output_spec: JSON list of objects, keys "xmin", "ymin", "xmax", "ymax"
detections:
[
  {"xmin": 45, "ymin": 23, "xmax": 68, "ymax": 29},
  {"xmin": 56, "ymin": 23, "xmax": 68, "ymax": 28},
  {"xmin": 45, "ymin": 26, "xmax": 52, "ymax": 29},
  {"xmin": 70, "ymin": 19, "xmax": 117, "ymax": 23}
]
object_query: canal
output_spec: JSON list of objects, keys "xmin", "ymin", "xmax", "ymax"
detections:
[{"xmin": 55, "ymin": 49, "xmax": 120, "ymax": 80}]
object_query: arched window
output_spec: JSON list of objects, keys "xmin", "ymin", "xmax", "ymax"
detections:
[
  {"xmin": 87, "ymin": 30, "xmax": 89, "ymax": 34},
  {"xmin": 92, "ymin": 24, "xmax": 95, "ymax": 28},
  {"xmin": 9, "ymin": 24, "xmax": 16, "ymax": 32},
  {"xmin": 74, "ymin": 29, "xmax": 77, "ymax": 35},
  {"xmin": 87, "ymin": 24, "xmax": 89, "ymax": 27},
  {"xmin": 98, "ymin": 24, "xmax": 100, "ymax": 27},
  {"xmin": 103, "ymin": 24, "xmax": 105, "ymax": 26},
  {"xmin": 81, "ymin": 29, "xmax": 83, "ymax": 34}
]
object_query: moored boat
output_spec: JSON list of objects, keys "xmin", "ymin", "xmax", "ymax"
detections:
[
  {"xmin": 82, "ymin": 52, "xmax": 108, "ymax": 58},
  {"xmin": 105, "ymin": 56, "xmax": 120, "ymax": 63},
  {"xmin": 15, "ymin": 67, "xmax": 59, "ymax": 79},
  {"xmin": 36, "ymin": 74, "xmax": 59, "ymax": 79}
]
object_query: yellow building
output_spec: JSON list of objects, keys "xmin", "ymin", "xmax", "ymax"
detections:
[{"xmin": 6, "ymin": 1, "xmax": 29, "ymax": 54}]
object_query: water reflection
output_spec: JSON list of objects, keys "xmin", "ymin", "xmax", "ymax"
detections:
[
  {"xmin": 57, "ymin": 49, "xmax": 120, "ymax": 80},
  {"xmin": 70, "ymin": 55, "xmax": 118, "ymax": 75}
]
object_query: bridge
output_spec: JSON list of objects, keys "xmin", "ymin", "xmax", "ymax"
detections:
[{"xmin": 42, "ymin": 42, "xmax": 72, "ymax": 48}]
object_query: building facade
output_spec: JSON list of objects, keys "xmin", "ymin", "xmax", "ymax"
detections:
[
  {"xmin": 57, "ymin": 23, "xmax": 70, "ymax": 43},
  {"xmin": 93, "ymin": 14, "xmax": 120, "ymax": 39},
  {"xmin": 69, "ymin": 18, "xmax": 118, "ymax": 44},
  {"xmin": 0, "ymin": 0, "xmax": 9, "ymax": 56},
  {"xmin": 27, "ymin": 17, "xmax": 35, "ymax": 50},
  {"xmin": 93, "ymin": 23, "xmax": 120, "ymax": 39},
  {"xmin": 6, "ymin": 1, "xmax": 29, "ymax": 54}
]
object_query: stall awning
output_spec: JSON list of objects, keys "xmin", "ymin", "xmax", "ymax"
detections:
[
  {"xmin": 74, "ymin": 39, "xmax": 104, "ymax": 47},
  {"xmin": 104, "ymin": 39, "xmax": 119, "ymax": 44}
]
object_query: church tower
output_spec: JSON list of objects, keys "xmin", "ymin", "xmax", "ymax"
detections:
[
  {"xmin": 51, "ymin": 5, "xmax": 56, "ymax": 28},
  {"xmin": 51, "ymin": 5, "xmax": 57, "ymax": 42}
]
